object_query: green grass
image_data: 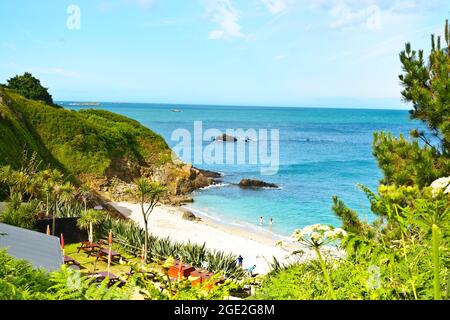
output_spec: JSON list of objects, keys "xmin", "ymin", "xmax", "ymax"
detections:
[
  {"xmin": 64, "ymin": 243, "xmax": 141, "ymax": 277},
  {"xmin": 0, "ymin": 87, "xmax": 172, "ymax": 179}
]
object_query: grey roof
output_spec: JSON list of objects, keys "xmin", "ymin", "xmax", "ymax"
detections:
[{"xmin": 0, "ymin": 223, "xmax": 63, "ymax": 271}]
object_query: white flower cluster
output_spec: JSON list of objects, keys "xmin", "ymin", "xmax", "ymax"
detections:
[
  {"xmin": 291, "ymin": 224, "xmax": 347, "ymax": 246},
  {"xmin": 430, "ymin": 177, "xmax": 450, "ymax": 197}
]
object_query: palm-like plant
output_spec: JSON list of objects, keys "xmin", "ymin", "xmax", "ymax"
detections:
[
  {"xmin": 77, "ymin": 209, "xmax": 105, "ymax": 243},
  {"xmin": 134, "ymin": 177, "xmax": 167, "ymax": 263},
  {"xmin": 79, "ymin": 184, "xmax": 91, "ymax": 213},
  {"xmin": 58, "ymin": 182, "xmax": 77, "ymax": 218},
  {"xmin": 99, "ymin": 217, "xmax": 246, "ymax": 279}
]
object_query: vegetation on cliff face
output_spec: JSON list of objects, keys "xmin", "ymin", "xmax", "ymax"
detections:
[
  {"xmin": 0, "ymin": 86, "xmax": 172, "ymax": 182},
  {"xmin": 4, "ymin": 73, "xmax": 55, "ymax": 106}
]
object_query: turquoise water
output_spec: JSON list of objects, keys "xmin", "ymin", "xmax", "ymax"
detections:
[{"xmin": 65, "ymin": 103, "xmax": 419, "ymax": 236}]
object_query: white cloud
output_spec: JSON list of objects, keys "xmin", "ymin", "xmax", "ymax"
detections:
[
  {"xmin": 295, "ymin": 0, "xmax": 443, "ymax": 29},
  {"xmin": 329, "ymin": 3, "xmax": 381, "ymax": 30},
  {"xmin": 307, "ymin": 0, "xmax": 442, "ymax": 13},
  {"xmin": 261, "ymin": 0, "xmax": 287, "ymax": 14},
  {"xmin": 205, "ymin": 0, "xmax": 244, "ymax": 40},
  {"xmin": 125, "ymin": 0, "xmax": 155, "ymax": 9}
]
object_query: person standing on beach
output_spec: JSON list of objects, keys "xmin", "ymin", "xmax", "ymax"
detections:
[
  {"xmin": 259, "ymin": 216, "xmax": 264, "ymax": 226},
  {"xmin": 247, "ymin": 265, "xmax": 256, "ymax": 277},
  {"xmin": 237, "ymin": 255, "xmax": 243, "ymax": 268}
]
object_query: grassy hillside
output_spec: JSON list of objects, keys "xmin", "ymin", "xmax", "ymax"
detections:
[{"xmin": 0, "ymin": 87, "xmax": 172, "ymax": 181}]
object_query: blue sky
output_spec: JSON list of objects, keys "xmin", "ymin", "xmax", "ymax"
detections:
[{"xmin": 0, "ymin": 0, "xmax": 448, "ymax": 108}]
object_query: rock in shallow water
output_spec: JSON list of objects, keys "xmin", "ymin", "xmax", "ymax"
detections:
[
  {"xmin": 215, "ymin": 134, "xmax": 238, "ymax": 142},
  {"xmin": 238, "ymin": 179, "xmax": 279, "ymax": 189},
  {"xmin": 181, "ymin": 210, "xmax": 200, "ymax": 221}
]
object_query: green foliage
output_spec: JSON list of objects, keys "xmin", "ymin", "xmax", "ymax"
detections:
[
  {"xmin": 46, "ymin": 266, "xmax": 136, "ymax": 300},
  {"xmin": 0, "ymin": 86, "xmax": 171, "ymax": 179},
  {"xmin": 0, "ymin": 196, "xmax": 39, "ymax": 229},
  {"xmin": 77, "ymin": 209, "xmax": 105, "ymax": 242},
  {"xmin": 99, "ymin": 216, "xmax": 245, "ymax": 279},
  {"xmin": 0, "ymin": 164, "xmax": 82, "ymax": 221},
  {"xmin": 332, "ymin": 195, "xmax": 368, "ymax": 236},
  {"xmin": 0, "ymin": 249, "xmax": 51, "ymax": 299},
  {"xmin": 399, "ymin": 25, "xmax": 450, "ymax": 152},
  {"xmin": 373, "ymin": 132, "xmax": 447, "ymax": 187},
  {"xmin": 0, "ymin": 250, "xmax": 136, "ymax": 300},
  {"xmin": 260, "ymin": 188, "xmax": 450, "ymax": 300},
  {"xmin": 133, "ymin": 177, "xmax": 167, "ymax": 262},
  {"xmin": 373, "ymin": 21, "xmax": 450, "ymax": 188},
  {"xmin": 134, "ymin": 268, "xmax": 239, "ymax": 300},
  {"xmin": 256, "ymin": 260, "xmax": 370, "ymax": 300},
  {"xmin": 5, "ymin": 73, "xmax": 54, "ymax": 106}
]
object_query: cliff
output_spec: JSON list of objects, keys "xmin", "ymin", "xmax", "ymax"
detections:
[{"xmin": 0, "ymin": 87, "xmax": 215, "ymax": 203}]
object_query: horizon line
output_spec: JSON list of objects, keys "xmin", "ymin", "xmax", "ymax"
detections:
[{"xmin": 57, "ymin": 99, "xmax": 411, "ymax": 112}]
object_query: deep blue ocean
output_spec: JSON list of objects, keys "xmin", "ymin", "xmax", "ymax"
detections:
[{"xmin": 65, "ymin": 103, "xmax": 419, "ymax": 236}]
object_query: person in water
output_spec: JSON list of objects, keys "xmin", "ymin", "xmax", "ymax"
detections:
[
  {"xmin": 259, "ymin": 216, "xmax": 264, "ymax": 226},
  {"xmin": 237, "ymin": 255, "xmax": 243, "ymax": 268},
  {"xmin": 269, "ymin": 217, "xmax": 273, "ymax": 226}
]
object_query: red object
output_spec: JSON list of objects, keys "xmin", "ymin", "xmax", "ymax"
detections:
[
  {"xmin": 168, "ymin": 260, "xmax": 195, "ymax": 279},
  {"xmin": 189, "ymin": 270, "xmax": 215, "ymax": 286},
  {"xmin": 60, "ymin": 233, "xmax": 65, "ymax": 249},
  {"xmin": 107, "ymin": 230, "xmax": 113, "ymax": 275}
]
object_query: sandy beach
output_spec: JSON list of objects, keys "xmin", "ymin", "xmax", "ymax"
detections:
[{"xmin": 109, "ymin": 201, "xmax": 317, "ymax": 274}]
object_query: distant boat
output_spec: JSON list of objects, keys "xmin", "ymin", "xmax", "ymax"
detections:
[{"xmin": 171, "ymin": 109, "xmax": 182, "ymax": 113}]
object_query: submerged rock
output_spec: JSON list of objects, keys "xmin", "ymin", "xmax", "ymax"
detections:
[{"xmin": 238, "ymin": 179, "xmax": 279, "ymax": 189}]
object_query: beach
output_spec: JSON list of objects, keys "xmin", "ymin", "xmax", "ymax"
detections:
[
  {"xmin": 67, "ymin": 103, "xmax": 417, "ymax": 236},
  {"xmin": 109, "ymin": 201, "xmax": 317, "ymax": 274}
]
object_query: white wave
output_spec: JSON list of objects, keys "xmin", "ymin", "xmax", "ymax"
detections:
[
  {"xmin": 183, "ymin": 205, "xmax": 291, "ymax": 242},
  {"xmin": 262, "ymin": 186, "xmax": 283, "ymax": 190},
  {"xmin": 199, "ymin": 183, "xmax": 230, "ymax": 190}
]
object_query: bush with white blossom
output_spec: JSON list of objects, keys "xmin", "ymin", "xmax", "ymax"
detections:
[
  {"xmin": 291, "ymin": 224, "xmax": 347, "ymax": 248},
  {"xmin": 430, "ymin": 177, "xmax": 450, "ymax": 197},
  {"xmin": 289, "ymin": 223, "xmax": 347, "ymax": 299}
]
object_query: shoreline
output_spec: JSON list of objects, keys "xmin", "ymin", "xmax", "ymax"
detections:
[
  {"xmin": 182, "ymin": 204, "xmax": 297, "ymax": 246},
  {"xmin": 109, "ymin": 201, "xmax": 316, "ymax": 274}
]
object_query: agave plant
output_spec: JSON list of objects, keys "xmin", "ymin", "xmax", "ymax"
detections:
[{"xmin": 98, "ymin": 217, "xmax": 245, "ymax": 279}]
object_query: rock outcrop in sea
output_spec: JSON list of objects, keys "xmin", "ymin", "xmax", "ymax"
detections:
[
  {"xmin": 215, "ymin": 134, "xmax": 238, "ymax": 142},
  {"xmin": 238, "ymin": 179, "xmax": 279, "ymax": 189}
]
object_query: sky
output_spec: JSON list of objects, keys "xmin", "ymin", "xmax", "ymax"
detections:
[{"xmin": 0, "ymin": 0, "xmax": 448, "ymax": 109}]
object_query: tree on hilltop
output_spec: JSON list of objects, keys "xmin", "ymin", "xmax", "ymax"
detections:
[{"xmin": 6, "ymin": 72, "xmax": 54, "ymax": 105}]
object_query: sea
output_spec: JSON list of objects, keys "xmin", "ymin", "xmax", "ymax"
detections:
[{"xmin": 65, "ymin": 102, "xmax": 420, "ymax": 237}]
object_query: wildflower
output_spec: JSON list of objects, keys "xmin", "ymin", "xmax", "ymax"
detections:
[
  {"xmin": 317, "ymin": 225, "xmax": 331, "ymax": 232},
  {"xmin": 324, "ymin": 230, "xmax": 336, "ymax": 239},
  {"xmin": 430, "ymin": 177, "xmax": 450, "ymax": 197},
  {"xmin": 311, "ymin": 232, "xmax": 321, "ymax": 241}
]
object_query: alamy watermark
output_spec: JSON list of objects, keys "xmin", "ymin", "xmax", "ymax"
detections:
[
  {"xmin": 367, "ymin": 265, "xmax": 381, "ymax": 290},
  {"xmin": 171, "ymin": 121, "xmax": 280, "ymax": 175},
  {"xmin": 67, "ymin": 5, "xmax": 81, "ymax": 30}
]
